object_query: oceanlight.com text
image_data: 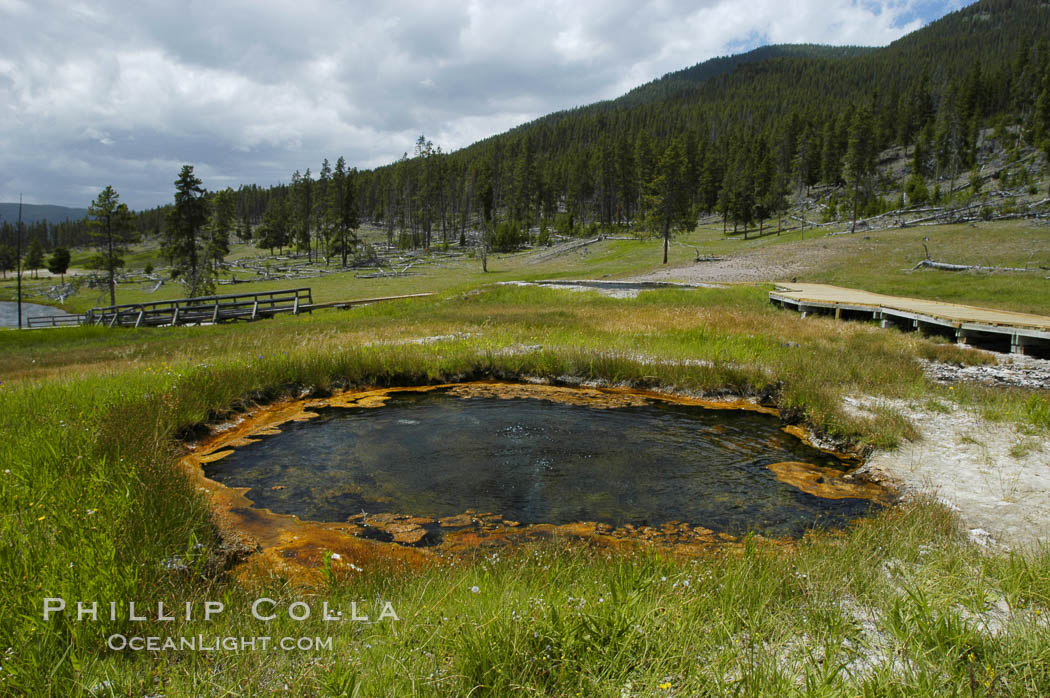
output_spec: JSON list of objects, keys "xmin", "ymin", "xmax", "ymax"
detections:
[{"xmin": 106, "ymin": 635, "xmax": 333, "ymax": 652}]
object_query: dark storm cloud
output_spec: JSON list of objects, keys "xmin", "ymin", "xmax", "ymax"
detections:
[{"xmin": 0, "ymin": 0, "xmax": 954, "ymax": 209}]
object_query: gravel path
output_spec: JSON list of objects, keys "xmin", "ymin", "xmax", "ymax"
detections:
[{"xmin": 629, "ymin": 244, "xmax": 817, "ymax": 284}]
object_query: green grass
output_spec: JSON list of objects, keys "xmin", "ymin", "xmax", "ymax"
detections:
[
  {"xmin": 661, "ymin": 218, "xmax": 1050, "ymax": 315},
  {"xmin": 805, "ymin": 220, "xmax": 1050, "ymax": 315},
  {"xmin": 0, "ymin": 283, "xmax": 1000, "ymax": 440},
  {"xmin": 2, "ymin": 227, "xmax": 703, "ymax": 314},
  {"xmin": 3, "ymin": 222, "xmax": 1050, "ymax": 695},
  {"xmin": 5, "ymin": 369, "xmax": 1049, "ymax": 697},
  {"xmin": 5, "ymin": 216, "xmax": 1050, "ymax": 319},
  {"xmin": 67, "ymin": 241, "xmax": 171, "ymax": 272},
  {"xmin": 1, "ymin": 348, "xmax": 1045, "ymax": 697},
  {"xmin": 7, "ymin": 217, "xmax": 1050, "ymax": 317},
  {"xmin": 58, "ymin": 510, "xmax": 1047, "ymax": 695}
]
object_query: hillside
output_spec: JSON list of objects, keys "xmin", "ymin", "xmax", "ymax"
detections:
[
  {"xmin": 342, "ymin": 0, "xmax": 1050, "ymax": 253},
  {"xmin": 5, "ymin": 0, "xmax": 1050, "ymax": 261},
  {"xmin": 494, "ymin": 0, "xmax": 1050, "ymax": 145},
  {"xmin": 519, "ymin": 44, "xmax": 878, "ymax": 121},
  {"xmin": 0, "ymin": 203, "xmax": 87, "ymax": 226}
]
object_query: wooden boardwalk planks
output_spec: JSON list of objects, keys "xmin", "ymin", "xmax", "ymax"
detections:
[{"xmin": 770, "ymin": 283, "xmax": 1050, "ymax": 356}]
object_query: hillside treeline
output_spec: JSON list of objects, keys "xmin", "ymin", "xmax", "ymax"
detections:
[
  {"xmin": 249, "ymin": 0, "xmax": 1050, "ymax": 256},
  {"xmin": 3, "ymin": 0, "xmax": 1049, "ymax": 265}
]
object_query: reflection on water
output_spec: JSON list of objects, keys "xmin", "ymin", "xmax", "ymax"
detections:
[{"xmin": 205, "ymin": 389, "xmax": 876, "ymax": 538}]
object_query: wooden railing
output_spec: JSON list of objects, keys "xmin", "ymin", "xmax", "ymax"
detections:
[
  {"xmin": 25, "ymin": 313, "xmax": 88, "ymax": 328},
  {"xmin": 86, "ymin": 288, "xmax": 314, "ymax": 328},
  {"xmin": 20, "ymin": 288, "xmax": 432, "ymax": 329}
]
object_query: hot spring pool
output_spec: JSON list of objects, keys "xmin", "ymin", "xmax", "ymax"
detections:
[{"xmin": 202, "ymin": 384, "xmax": 880, "ymax": 543}]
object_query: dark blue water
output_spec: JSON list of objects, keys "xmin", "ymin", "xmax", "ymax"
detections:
[{"xmin": 205, "ymin": 389, "xmax": 877, "ymax": 537}]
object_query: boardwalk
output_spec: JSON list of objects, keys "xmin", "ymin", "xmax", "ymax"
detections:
[
  {"xmin": 21, "ymin": 289, "xmax": 433, "ymax": 329},
  {"xmin": 88, "ymin": 288, "xmax": 316, "ymax": 327},
  {"xmin": 770, "ymin": 283, "xmax": 1050, "ymax": 357}
]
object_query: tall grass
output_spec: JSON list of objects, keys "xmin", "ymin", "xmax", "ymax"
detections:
[{"xmin": 2, "ymin": 284, "xmax": 1048, "ymax": 695}]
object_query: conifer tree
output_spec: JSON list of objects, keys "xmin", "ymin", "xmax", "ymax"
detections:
[
  {"xmin": 329, "ymin": 157, "xmax": 360, "ymax": 267},
  {"xmin": 257, "ymin": 195, "xmax": 291, "ymax": 256},
  {"xmin": 753, "ymin": 139, "xmax": 775, "ymax": 235},
  {"xmin": 292, "ymin": 169, "xmax": 313, "ymax": 261},
  {"xmin": 819, "ymin": 119, "xmax": 841, "ymax": 185},
  {"xmin": 844, "ymin": 106, "xmax": 876, "ymax": 233},
  {"xmin": 237, "ymin": 208, "xmax": 252, "ymax": 243},
  {"xmin": 645, "ymin": 138, "xmax": 691, "ymax": 264},
  {"xmin": 913, "ymin": 123, "xmax": 934, "ymax": 177},
  {"xmin": 1033, "ymin": 67, "xmax": 1050, "ymax": 158},
  {"xmin": 24, "ymin": 237, "xmax": 44, "ymax": 280},
  {"xmin": 698, "ymin": 142, "xmax": 723, "ymax": 214},
  {"xmin": 165, "ymin": 165, "xmax": 212, "ymax": 297},
  {"xmin": 88, "ymin": 185, "xmax": 136, "ymax": 306},
  {"xmin": 0, "ymin": 244, "xmax": 14, "ymax": 280},
  {"xmin": 634, "ymin": 132, "xmax": 655, "ymax": 224},
  {"xmin": 594, "ymin": 133, "xmax": 616, "ymax": 232},
  {"xmin": 616, "ymin": 134, "xmax": 636, "ymax": 225},
  {"xmin": 47, "ymin": 247, "xmax": 70, "ymax": 283},
  {"xmin": 208, "ymin": 188, "xmax": 235, "ymax": 269},
  {"xmin": 316, "ymin": 159, "xmax": 332, "ymax": 261},
  {"xmin": 935, "ymin": 95, "xmax": 964, "ymax": 193}
]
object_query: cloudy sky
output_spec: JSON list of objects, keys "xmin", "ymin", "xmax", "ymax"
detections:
[{"xmin": 1, "ymin": 0, "xmax": 968, "ymax": 210}]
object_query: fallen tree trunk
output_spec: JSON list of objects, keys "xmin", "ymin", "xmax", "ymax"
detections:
[
  {"xmin": 788, "ymin": 215, "xmax": 834, "ymax": 227},
  {"xmin": 912, "ymin": 259, "xmax": 1032, "ymax": 273}
]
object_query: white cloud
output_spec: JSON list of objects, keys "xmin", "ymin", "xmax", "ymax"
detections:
[{"xmin": 0, "ymin": 0, "xmax": 959, "ymax": 208}]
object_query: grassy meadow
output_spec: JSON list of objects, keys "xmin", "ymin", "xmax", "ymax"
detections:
[
  {"xmin": 2, "ymin": 221, "xmax": 1050, "ymax": 695},
  {"xmin": 5, "ymin": 215, "xmax": 1050, "ymax": 316}
]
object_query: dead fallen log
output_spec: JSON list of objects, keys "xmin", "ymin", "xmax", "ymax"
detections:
[
  {"xmin": 905, "ymin": 204, "xmax": 982, "ymax": 226},
  {"xmin": 789, "ymin": 215, "xmax": 834, "ymax": 227},
  {"xmin": 912, "ymin": 259, "xmax": 1033, "ymax": 273},
  {"xmin": 354, "ymin": 272, "xmax": 417, "ymax": 279},
  {"xmin": 525, "ymin": 236, "xmax": 607, "ymax": 264}
]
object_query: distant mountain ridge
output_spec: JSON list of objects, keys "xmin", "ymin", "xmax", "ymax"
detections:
[
  {"xmin": 612, "ymin": 44, "xmax": 878, "ymax": 108},
  {"xmin": 471, "ymin": 0, "xmax": 1049, "ymax": 150},
  {"xmin": 0, "ymin": 203, "xmax": 88, "ymax": 226}
]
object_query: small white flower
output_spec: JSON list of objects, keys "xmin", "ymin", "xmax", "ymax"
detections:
[
  {"xmin": 470, "ymin": 585, "xmax": 480, "ymax": 594},
  {"xmin": 330, "ymin": 552, "xmax": 342, "ymax": 561}
]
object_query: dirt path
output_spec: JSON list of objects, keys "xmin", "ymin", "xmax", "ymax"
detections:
[{"xmin": 631, "ymin": 245, "xmax": 816, "ymax": 283}]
